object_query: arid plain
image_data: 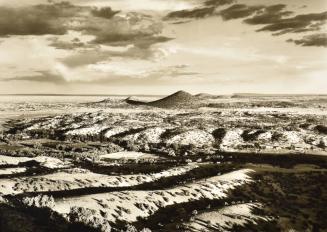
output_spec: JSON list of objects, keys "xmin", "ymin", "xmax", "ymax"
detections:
[{"xmin": 0, "ymin": 92, "xmax": 326, "ymax": 232}]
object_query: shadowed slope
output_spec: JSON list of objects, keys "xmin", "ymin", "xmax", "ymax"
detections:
[
  {"xmin": 125, "ymin": 91, "xmax": 201, "ymax": 108},
  {"xmin": 147, "ymin": 91, "xmax": 196, "ymax": 108}
]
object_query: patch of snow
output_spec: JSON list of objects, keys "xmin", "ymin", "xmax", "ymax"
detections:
[
  {"xmin": 184, "ymin": 203, "xmax": 271, "ymax": 231},
  {"xmin": 51, "ymin": 169, "xmax": 253, "ymax": 225},
  {"xmin": 0, "ymin": 167, "xmax": 26, "ymax": 175},
  {"xmin": 281, "ymin": 131, "xmax": 303, "ymax": 144},
  {"xmin": 99, "ymin": 152, "xmax": 159, "ymax": 160},
  {"xmin": 65, "ymin": 124, "xmax": 108, "ymax": 136},
  {"xmin": 0, "ymin": 155, "xmax": 31, "ymax": 165},
  {"xmin": 167, "ymin": 129, "xmax": 214, "ymax": 147},
  {"xmin": 33, "ymin": 156, "xmax": 71, "ymax": 169},
  {"xmin": 220, "ymin": 129, "xmax": 243, "ymax": 151},
  {"xmin": 0, "ymin": 165, "xmax": 197, "ymax": 195},
  {"xmin": 0, "ymin": 155, "xmax": 70, "ymax": 169},
  {"xmin": 257, "ymin": 132, "xmax": 272, "ymax": 142},
  {"xmin": 123, "ymin": 127, "xmax": 166, "ymax": 144},
  {"xmin": 104, "ymin": 127, "xmax": 130, "ymax": 138}
]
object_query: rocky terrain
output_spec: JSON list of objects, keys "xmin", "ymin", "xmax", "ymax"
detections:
[{"xmin": 0, "ymin": 93, "xmax": 326, "ymax": 232}]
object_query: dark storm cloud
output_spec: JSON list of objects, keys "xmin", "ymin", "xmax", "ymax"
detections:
[
  {"xmin": 132, "ymin": 36, "xmax": 172, "ymax": 49},
  {"xmin": 49, "ymin": 38, "xmax": 91, "ymax": 50},
  {"xmin": 287, "ymin": 33, "xmax": 327, "ymax": 47},
  {"xmin": 219, "ymin": 3, "xmax": 327, "ymax": 36},
  {"xmin": 91, "ymin": 7, "xmax": 120, "ymax": 19},
  {"xmin": 257, "ymin": 11, "xmax": 327, "ymax": 35},
  {"xmin": 164, "ymin": 0, "xmax": 326, "ymax": 48},
  {"xmin": 204, "ymin": 0, "xmax": 236, "ymax": 7},
  {"xmin": 244, "ymin": 4, "xmax": 292, "ymax": 25},
  {"xmin": 0, "ymin": 2, "xmax": 80, "ymax": 36},
  {"xmin": 165, "ymin": 7, "xmax": 216, "ymax": 19},
  {"xmin": 220, "ymin": 4, "xmax": 264, "ymax": 20},
  {"xmin": 83, "ymin": 12, "xmax": 172, "ymax": 48},
  {"xmin": 165, "ymin": 0, "xmax": 234, "ymax": 19},
  {"xmin": 220, "ymin": 5, "xmax": 327, "ymax": 47},
  {"xmin": 0, "ymin": 8, "xmax": 65, "ymax": 36},
  {"xmin": 0, "ymin": 2, "xmax": 171, "ymax": 51}
]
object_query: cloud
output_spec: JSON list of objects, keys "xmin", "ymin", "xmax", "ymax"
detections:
[
  {"xmin": 0, "ymin": 2, "xmax": 172, "ymax": 51},
  {"xmin": 65, "ymin": 11, "xmax": 172, "ymax": 49},
  {"xmin": 0, "ymin": 36, "xmax": 70, "ymax": 81},
  {"xmin": 91, "ymin": 7, "xmax": 120, "ymax": 19},
  {"xmin": 83, "ymin": 13, "xmax": 172, "ymax": 47},
  {"xmin": 219, "ymin": 4, "xmax": 327, "ymax": 38},
  {"xmin": 59, "ymin": 49, "xmax": 111, "ymax": 68},
  {"xmin": 2, "ymin": 71, "xmax": 66, "ymax": 84},
  {"xmin": 92, "ymin": 34, "xmax": 171, "ymax": 48},
  {"xmin": 165, "ymin": 7, "xmax": 216, "ymax": 19},
  {"xmin": 76, "ymin": 0, "xmax": 197, "ymax": 12},
  {"xmin": 164, "ymin": 0, "xmax": 326, "ymax": 48},
  {"xmin": 221, "ymin": 5, "xmax": 327, "ymax": 47},
  {"xmin": 218, "ymin": 3, "xmax": 327, "ymax": 48},
  {"xmin": 257, "ymin": 11, "xmax": 327, "ymax": 35},
  {"xmin": 3, "ymin": 62, "xmax": 197, "ymax": 85},
  {"xmin": 49, "ymin": 37, "xmax": 90, "ymax": 50},
  {"xmin": 57, "ymin": 44, "xmax": 169, "ymax": 69},
  {"xmin": 243, "ymin": 4, "xmax": 292, "ymax": 25},
  {"xmin": 0, "ymin": 2, "xmax": 80, "ymax": 36},
  {"xmin": 220, "ymin": 4, "xmax": 263, "ymax": 20},
  {"xmin": 287, "ymin": 33, "xmax": 327, "ymax": 47},
  {"xmin": 165, "ymin": 0, "xmax": 234, "ymax": 19},
  {"xmin": 204, "ymin": 0, "xmax": 236, "ymax": 7}
]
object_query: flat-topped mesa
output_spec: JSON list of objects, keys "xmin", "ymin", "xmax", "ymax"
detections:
[{"xmin": 147, "ymin": 90, "xmax": 197, "ymax": 108}]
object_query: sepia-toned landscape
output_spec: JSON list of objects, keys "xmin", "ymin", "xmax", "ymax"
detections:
[
  {"xmin": 0, "ymin": 92, "xmax": 326, "ymax": 231},
  {"xmin": 0, "ymin": 0, "xmax": 326, "ymax": 231}
]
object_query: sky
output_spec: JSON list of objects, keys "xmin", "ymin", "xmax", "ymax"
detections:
[{"xmin": 0, "ymin": 0, "xmax": 326, "ymax": 95}]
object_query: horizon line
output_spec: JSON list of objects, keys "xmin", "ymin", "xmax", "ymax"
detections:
[{"xmin": 0, "ymin": 93, "xmax": 327, "ymax": 97}]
